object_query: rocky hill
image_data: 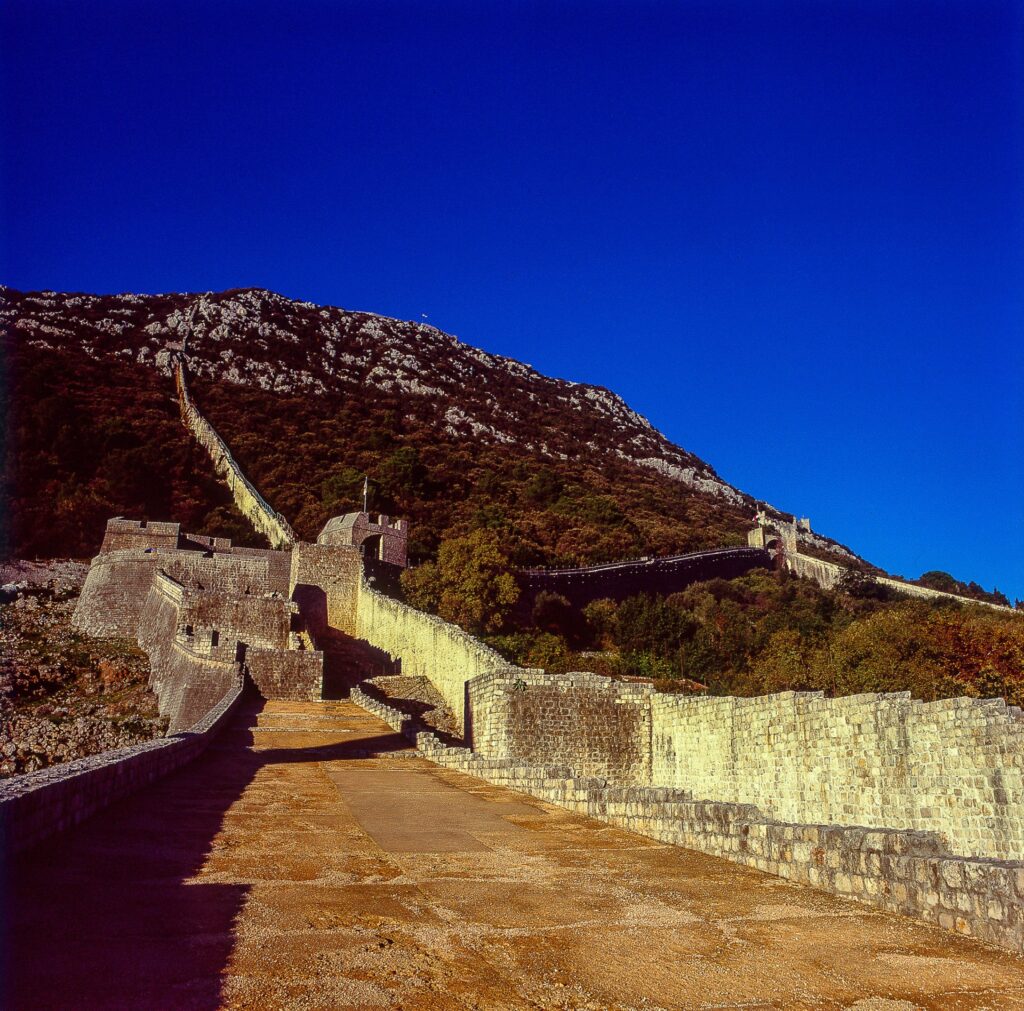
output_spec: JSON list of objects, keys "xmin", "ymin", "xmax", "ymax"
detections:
[{"xmin": 1, "ymin": 285, "xmax": 856, "ymax": 567}]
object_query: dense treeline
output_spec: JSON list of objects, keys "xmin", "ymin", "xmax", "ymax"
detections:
[
  {"xmin": 193, "ymin": 376, "xmax": 754, "ymax": 566},
  {"xmin": 485, "ymin": 568, "xmax": 1024, "ymax": 707},
  {"xmin": 1, "ymin": 342, "xmax": 262, "ymax": 558}
]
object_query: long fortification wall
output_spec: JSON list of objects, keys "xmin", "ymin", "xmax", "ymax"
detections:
[
  {"xmin": 517, "ymin": 547, "xmax": 771, "ymax": 611},
  {"xmin": 355, "ymin": 581, "xmax": 516, "ymax": 729},
  {"xmin": 785, "ymin": 551, "xmax": 1019, "ymax": 611},
  {"xmin": 175, "ymin": 359, "xmax": 296, "ymax": 549},
  {"xmin": 353, "ymin": 686, "xmax": 1024, "ymax": 955},
  {"xmin": 446, "ymin": 665, "xmax": 1024, "ymax": 862}
]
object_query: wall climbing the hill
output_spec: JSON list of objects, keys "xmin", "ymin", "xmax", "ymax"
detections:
[
  {"xmin": 517, "ymin": 546, "xmax": 771, "ymax": 611},
  {"xmin": 175, "ymin": 359, "xmax": 296, "ymax": 549},
  {"xmin": 355, "ymin": 580, "xmax": 516, "ymax": 730}
]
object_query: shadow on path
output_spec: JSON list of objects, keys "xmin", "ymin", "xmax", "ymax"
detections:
[{"xmin": 3, "ymin": 694, "xmax": 408, "ymax": 1010}]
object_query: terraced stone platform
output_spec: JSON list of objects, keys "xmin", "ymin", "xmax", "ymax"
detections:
[{"xmin": 5, "ymin": 700, "xmax": 1024, "ymax": 1010}]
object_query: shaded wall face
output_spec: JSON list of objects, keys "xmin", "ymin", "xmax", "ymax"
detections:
[
  {"xmin": 245, "ymin": 648, "xmax": 322, "ymax": 700},
  {"xmin": 179, "ymin": 594, "xmax": 292, "ymax": 651},
  {"xmin": 100, "ymin": 520, "xmax": 181, "ymax": 553},
  {"xmin": 72, "ymin": 553, "xmax": 162, "ymax": 637},
  {"xmin": 136, "ymin": 581, "xmax": 240, "ymax": 733},
  {"xmin": 164, "ymin": 554, "xmax": 273, "ymax": 597},
  {"xmin": 289, "ymin": 543, "xmax": 361, "ymax": 636},
  {"xmin": 468, "ymin": 672, "xmax": 653, "ymax": 783},
  {"xmin": 518, "ymin": 549, "xmax": 771, "ymax": 613}
]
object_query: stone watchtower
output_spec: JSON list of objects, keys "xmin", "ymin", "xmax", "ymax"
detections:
[
  {"xmin": 317, "ymin": 512, "xmax": 408, "ymax": 568},
  {"xmin": 748, "ymin": 510, "xmax": 810, "ymax": 556}
]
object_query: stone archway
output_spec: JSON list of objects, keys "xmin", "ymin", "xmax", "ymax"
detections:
[{"xmin": 360, "ymin": 533, "xmax": 383, "ymax": 561}]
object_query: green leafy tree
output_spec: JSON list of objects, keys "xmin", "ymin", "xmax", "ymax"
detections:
[{"xmin": 400, "ymin": 529, "xmax": 520, "ymax": 633}]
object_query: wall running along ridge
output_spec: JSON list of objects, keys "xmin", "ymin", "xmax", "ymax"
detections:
[
  {"xmin": 783, "ymin": 548, "xmax": 1018, "ymax": 612},
  {"xmin": 175, "ymin": 359, "xmax": 296, "ymax": 549},
  {"xmin": 351, "ymin": 685, "xmax": 1024, "ymax": 955}
]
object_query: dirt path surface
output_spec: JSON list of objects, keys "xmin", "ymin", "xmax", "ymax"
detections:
[{"xmin": 6, "ymin": 699, "xmax": 1024, "ymax": 1010}]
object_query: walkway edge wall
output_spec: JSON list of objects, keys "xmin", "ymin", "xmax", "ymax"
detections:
[
  {"xmin": 0, "ymin": 676, "xmax": 244, "ymax": 856},
  {"xmin": 350, "ymin": 686, "xmax": 1024, "ymax": 956}
]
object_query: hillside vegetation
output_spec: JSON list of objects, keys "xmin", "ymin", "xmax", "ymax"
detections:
[
  {"xmin": 1, "ymin": 285, "xmax": 850, "ymax": 566},
  {"xmin": 2, "ymin": 285, "xmax": 1019, "ymax": 709},
  {"xmin": 486, "ymin": 568, "xmax": 1024, "ymax": 708}
]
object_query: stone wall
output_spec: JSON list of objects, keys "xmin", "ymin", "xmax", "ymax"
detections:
[
  {"xmin": 246, "ymin": 647, "xmax": 323, "ymax": 700},
  {"xmin": 436, "ymin": 662, "xmax": 1024, "ymax": 863},
  {"xmin": 232, "ymin": 545, "xmax": 292, "ymax": 593},
  {"xmin": 289, "ymin": 542, "xmax": 362, "ymax": 636},
  {"xmin": 467, "ymin": 670, "xmax": 653, "ymax": 781},
  {"xmin": 101, "ymin": 518, "xmax": 182, "ymax": 553},
  {"xmin": 178, "ymin": 591, "xmax": 294, "ymax": 651},
  {"xmin": 650, "ymin": 690, "xmax": 1024, "ymax": 862},
  {"xmin": 517, "ymin": 547, "xmax": 771, "ymax": 612},
  {"xmin": 0, "ymin": 666, "xmax": 243, "ymax": 856},
  {"xmin": 74, "ymin": 539, "xmax": 322, "ymax": 728},
  {"xmin": 72, "ymin": 549, "xmax": 163, "ymax": 637},
  {"xmin": 72, "ymin": 543, "xmax": 278, "ymax": 640},
  {"xmin": 176, "ymin": 359, "xmax": 296, "ymax": 549},
  {"xmin": 785, "ymin": 551, "xmax": 1019, "ymax": 612},
  {"xmin": 352, "ymin": 686, "xmax": 1024, "ymax": 955},
  {"xmin": 354, "ymin": 581, "xmax": 515, "ymax": 729},
  {"xmin": 136, "ymin": 570, "xmax": 244, "ymax": 732},
  {"xmin": 784, "ymin": 551, "xmax": 845, "ymax": 589}
]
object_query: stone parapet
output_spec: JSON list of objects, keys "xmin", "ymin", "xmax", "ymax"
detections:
[
  {"xmin": 0, "ymin": 673, "xmax": 244, "ymax": 856},
  {"xmin": 467, "ymin": 670, "xmax": 654, "ymax": 782},
  {"xmin": 650, "ymin": 688, "xmax": 1024, "ymax": 861},
  {"xmin": 355, "ymin": 579, "xmax": 517, "ymax": 730}
]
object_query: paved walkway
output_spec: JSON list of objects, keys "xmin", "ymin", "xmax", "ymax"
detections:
[{"xmin": 6, "ymin": 700, "xmax": 1024, "ymax": 1010}]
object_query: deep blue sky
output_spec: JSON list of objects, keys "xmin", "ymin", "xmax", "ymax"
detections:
[{"xmin": 2, "ymin": 1, "xmax": 1022, "ymax": 599}]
